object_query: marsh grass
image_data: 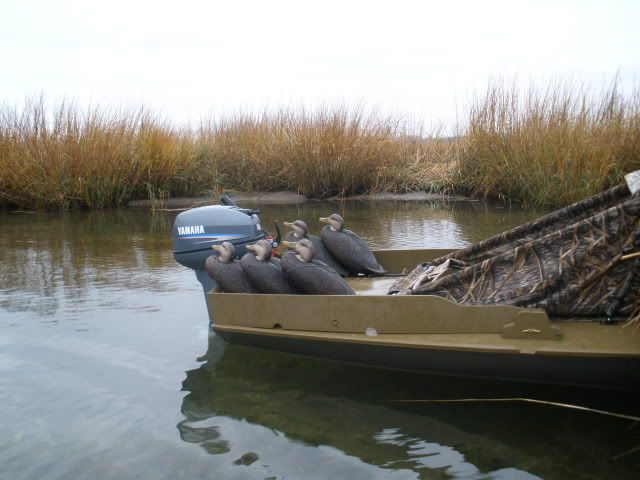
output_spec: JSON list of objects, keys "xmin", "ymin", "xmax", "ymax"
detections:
[
  {"xmin": 459, "ymin": 80, "xmax": 640, "ymax": 206},
  {"xmin": 0, "ymin": 102, "xmax": 453, "ymax": 209},
  {"xmin": 0, "ymin": 99, "xmax": 203, "ymax": 209},
  {"xmin": 1, "ymin": 81, "xmax": 638, "ymax": 210},
  {"xmin": 200, "ymin": 109, "xmax": 454, "ymax": 197}
]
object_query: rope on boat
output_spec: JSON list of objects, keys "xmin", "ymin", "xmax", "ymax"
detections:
[{"xmin": 390, "ymin": 397, "xmax": 640, "ymax": 422}]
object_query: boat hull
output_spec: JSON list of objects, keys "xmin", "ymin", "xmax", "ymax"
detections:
[{"xmin": 213, "ymin": 325, "xmax": 640, "ymax": 390}]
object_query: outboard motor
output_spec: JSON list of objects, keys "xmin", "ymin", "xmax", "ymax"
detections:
[{"xmin": 172, "ymin": 196, "xmax": 267, "ymax": 311}]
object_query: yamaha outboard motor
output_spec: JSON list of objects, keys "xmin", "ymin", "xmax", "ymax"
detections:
[{"xmin": 172, "ymin": 196, "xmax": 267, "ymax": 313}]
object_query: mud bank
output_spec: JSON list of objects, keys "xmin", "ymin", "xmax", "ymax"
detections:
[{"xmin": 126, "ymin": 191, "xmax": 474, "ymax": 209}]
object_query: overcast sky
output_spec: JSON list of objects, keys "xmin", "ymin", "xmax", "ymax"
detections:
[{"xmin": 2, "ymin": 0, "xmax": 638, "ymax": 127}]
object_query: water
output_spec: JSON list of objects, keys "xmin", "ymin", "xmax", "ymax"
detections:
[{"xmin": 1, "ymin": 200, "xmax": 638, "ymax": 480}]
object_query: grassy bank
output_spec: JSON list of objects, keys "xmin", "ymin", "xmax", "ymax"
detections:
[
  {"xmin": 459, "ymin": 81, "xmax": 640, "ymax": 206},
  {"xmin": 1, "ymin": 83, "xmax": 638, "ymax": 211}
]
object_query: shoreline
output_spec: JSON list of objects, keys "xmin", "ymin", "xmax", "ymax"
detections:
[{"xmin": 125, "ymin": 191, "xmax": 476, "ymax": 209}]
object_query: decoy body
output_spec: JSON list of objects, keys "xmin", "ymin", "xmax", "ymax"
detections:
[
  {"xmin": 283, "ymin": 220, "xmax": 349, "ymax": 277},
  {"xmin": 281, "ymin": 239, "xmax": 355, "ymax": 295},
  {"xmin": 205, "ymin": 242, "xmax": 255, "ymax": 293},
  {"xmin": 240, "ymin": 239, "xmax": 294, "ymax": 294},
  {"xmin": 319, "ymin": 213, "xmax": 385, "ymax": 276}
]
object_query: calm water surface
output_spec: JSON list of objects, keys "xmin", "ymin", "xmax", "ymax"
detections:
[{"xmin": 1, "ymin": 200, "xmax": 638, "ymax": 480}]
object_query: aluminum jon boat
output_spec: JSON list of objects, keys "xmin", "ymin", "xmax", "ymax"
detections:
[
  {"xmin": 173, "ymin": 175, "xmax": 640, "ymax": 390},
  {"xmin": 207, "ymin": 247, "xmax": 640, "ymax": 390}
]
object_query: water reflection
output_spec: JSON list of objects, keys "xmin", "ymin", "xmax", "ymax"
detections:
[
  {"xmin": 0, "ymin": 200, "xmax": 541, "ymax": 319},
  {"xmin": 179, "ymin": 334, "xmax": 640, "ymax": 479},
  {"xmin": 253, "ymin": 200, "xmax": 545, "ymax": 250},
  {"xmin": 0, "ymin": 210, "xmax": 179, "ymax": 317}
]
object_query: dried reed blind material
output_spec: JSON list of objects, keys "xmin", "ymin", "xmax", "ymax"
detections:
[{"xmin": 391, "ymin": 183, "xmax": 640, "ymax": 320}]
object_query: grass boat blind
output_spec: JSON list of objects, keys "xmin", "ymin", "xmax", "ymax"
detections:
[{"xmin": 391, "ymin": 183, "xmax": 640, "ymax": 321}]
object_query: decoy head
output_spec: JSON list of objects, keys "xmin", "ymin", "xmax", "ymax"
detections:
[
  {"xmin": 319, "ymin": 213, "xmax": 344, "ymax": 231},
  {"xmin": 295, "ymin": 238, "xmax": 316, "ymax": 262},
  {"xmin": 245, "ymin": 239, "xmax": 272, "ymax": 261},
  {"xmin": 283, "ymin": 220, "xmax": 308, "ymax": 237},
  {"xmin": 282, "ymin": 239, "xmax": 315, "ymax": 262},
  {"xmin": 211, "ymin": 241, "xmax": 235, "ymax": 262}
]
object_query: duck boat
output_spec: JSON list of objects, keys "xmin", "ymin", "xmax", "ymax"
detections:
[{"xmin": 172, "ymin": 174, "xmax": 640, "ymax": 390}]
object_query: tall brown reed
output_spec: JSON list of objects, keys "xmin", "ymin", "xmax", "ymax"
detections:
[
  {"xmin": 0, "ymin": 102, "xmax": 452, "ymax": 209},
  {"xmin": 1, "ymin": 81, "xmax": 639, "ymax": 211},
  {"xmin": 199, "ymin": 108, "xmax": 453, "ymax": 198},
  {"xmin": 0, "ymin": 99, "xmax": 204, "ymax": 209},
  {"xmin": 458, "ymin": 80, "xmax": 640, "ymax": 206}
]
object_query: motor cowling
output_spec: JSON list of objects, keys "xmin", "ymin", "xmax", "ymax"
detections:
[
  {"xmin": 172, "ymin": 204, "xmax": 264, "ymax": 270},
  {"xmin": 172, "ymin": 204, "xmax": 265, "ymax": 302}
]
